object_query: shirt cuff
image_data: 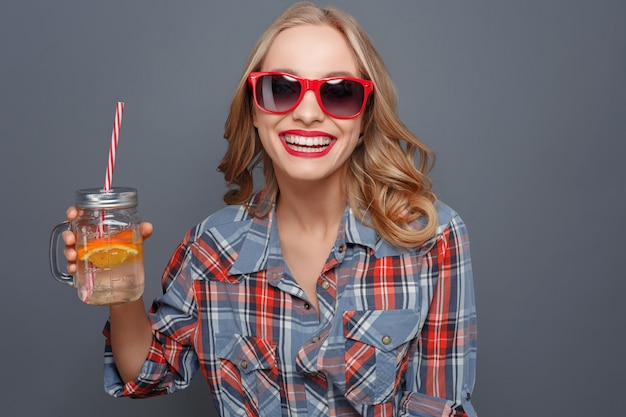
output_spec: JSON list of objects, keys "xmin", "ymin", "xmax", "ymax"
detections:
[
  {"xmin": 102, "ymin": 319, "xmax": 170, "ymax": 398},
  {"xmin": 400, "ymin": 391, "xmax": 477, "ymax": 417},
  {"xmin": 103, "ymin": 351, "xmax": 170, "ymax": 398}
]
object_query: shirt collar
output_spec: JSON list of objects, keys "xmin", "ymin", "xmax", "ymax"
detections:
[
  {"xmin": 227, "ymin": 200, "xmax": 437, "ymax": 276},
  {"xmin": 345, "ymin": 206, "xmax": 430, "ymax": 258},
  {"xmin": 228, "ymin": 210, "xmax": 274, "ymax": 276},
  {"xmin": 230, "ymin": 203, "xmax": 395, "ymax": 275}
]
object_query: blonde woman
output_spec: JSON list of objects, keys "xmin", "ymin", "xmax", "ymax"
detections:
[{"xmin": 63, "ymin": 2, "xmax": 477, "ymax": 416}]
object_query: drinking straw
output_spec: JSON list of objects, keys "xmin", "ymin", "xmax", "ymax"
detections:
[
  {"xmin": 96, "ymin": 101, "xmax": 125, "ymax": 239},
  {"xmin": 87, "ymin": 102, "xmax": 125, "ymax": 302},
  {"xmin": 104, "ymin": 102, "xmax": 125, "ymax": 190}
]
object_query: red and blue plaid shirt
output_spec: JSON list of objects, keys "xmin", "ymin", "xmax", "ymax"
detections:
[{"xmin": 104, "ymin": 195, "xmax": 478, "ymax": 416}]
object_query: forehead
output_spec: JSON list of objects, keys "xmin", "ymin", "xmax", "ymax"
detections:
[{"xmin": 261, "ymin": 24, "xmax": 359, "ymax": 78}]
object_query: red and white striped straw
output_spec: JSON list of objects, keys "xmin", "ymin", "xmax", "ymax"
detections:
[{"xmin": 103, "ymin": 101, "xmax": 125, "ymax": 190}]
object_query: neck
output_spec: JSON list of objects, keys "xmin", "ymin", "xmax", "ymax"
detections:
[{"xmin": 275, "ymin": 177, "xmax": 346, "ymax": 236}]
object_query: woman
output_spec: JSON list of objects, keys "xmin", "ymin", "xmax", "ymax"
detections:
[{"xmin": 64, "ymin": 2, "xmax": 477, "ymax": 416}]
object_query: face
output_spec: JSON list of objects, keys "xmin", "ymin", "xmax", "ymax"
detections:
[{"xmin": 252, "ymin": 24, "xmax": 364, "ymax": 187}]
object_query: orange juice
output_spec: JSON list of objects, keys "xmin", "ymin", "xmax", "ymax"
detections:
[{"xmin": 75, "ymin": 229, "xmax": 144, "ymax": 305}]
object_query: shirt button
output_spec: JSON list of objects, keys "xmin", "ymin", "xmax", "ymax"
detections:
[
  {"xmin": 311, "ymin": 336, "xmax": 320, "ymax": 343},
  {"xmin": 320, "ymin": 280, "xmax": 330, "ymax": 290},
  {"xmin": 381, "ymin": 335, "xmax": 392, "ymax": 345},
  {"xmin": 337, "ymin": 244, "xmax": 346, "ymax": 254},
  {"xmin": 303, "ymin": 302, "xmax": 311, "ymax": 310},
  {"xmin": 240, "ymin": 360, "xmax": 248, "ymax": 370},
  {"xmin": 466, "ymin": 392, "xmax": 471, "ymax": 400}
]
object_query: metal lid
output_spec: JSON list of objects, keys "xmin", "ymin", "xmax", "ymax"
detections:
[{"xmin": 74, "ymin": 187, "xmax": 138, "ymax": 208}]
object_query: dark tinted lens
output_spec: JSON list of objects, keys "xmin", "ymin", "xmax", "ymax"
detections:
[
  {"xmin": 256, "ymin": 74, "xmax": 302, "ymax": 112},
  {"xmin": 320, "ymin": 79, "xmax": 365, "ymax": 117}
]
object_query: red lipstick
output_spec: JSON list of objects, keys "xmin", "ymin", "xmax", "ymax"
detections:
[{"xmin": 279, "ymin": 130, "xmax": 337, "ymax": 157}]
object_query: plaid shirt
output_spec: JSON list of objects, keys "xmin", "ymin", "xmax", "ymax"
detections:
[{"xmin": 104, "ymin": 195, "xmax": 478, "ymax": 417}]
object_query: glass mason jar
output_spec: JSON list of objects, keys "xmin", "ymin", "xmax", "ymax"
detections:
[{"xmin": 49, "ymin": 187, "xmax": 144, "ymax": 305}]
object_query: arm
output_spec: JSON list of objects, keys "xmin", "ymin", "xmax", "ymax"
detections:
[
  {"xmin": 108, "ymin": 298, "xmax": 153, "ymax": 383},
  {"xmin": 404, "ymin": 214, "xmax": 478, "ymax": 416},
  {"xmin": 103, "ymin": 234, "xmax": 200, "ymax": 398},
  {"xmin": 63, "ymin": 206, "xmax": 199, "ymax": 397}
]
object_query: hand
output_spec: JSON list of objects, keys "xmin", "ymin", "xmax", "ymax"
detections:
[{"xmin": 61, "ymin": 206, "xmax": 153, "ymax": 274}]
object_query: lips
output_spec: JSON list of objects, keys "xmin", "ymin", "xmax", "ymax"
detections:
[{"xmin": 279, "ymin": 130, "xmax": 336, "ymax": 157}]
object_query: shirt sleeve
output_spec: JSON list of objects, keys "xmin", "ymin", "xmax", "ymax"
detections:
[
  {"xmin": 402, "ymin": 213, "xmax": 478, "ymax": 417},
  {"xmin": 103, "ymin": 233, "xmax": 201, "ymax": 398}
]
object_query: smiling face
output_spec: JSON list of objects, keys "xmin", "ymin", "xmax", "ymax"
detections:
[{"xmin": 252, "ymin": 24, "xmax": 364, "ymax": 188}]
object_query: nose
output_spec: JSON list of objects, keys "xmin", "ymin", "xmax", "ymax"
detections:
[{"xmin": 291, "ymin": 89, "xmax": 325, "ymax": 124}]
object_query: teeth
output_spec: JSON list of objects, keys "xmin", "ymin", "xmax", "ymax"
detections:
[
  {"xmin": 289, "ymin": 145, "xmax": 324, "ymax": 153},
  {"xmin": 283, "ymin": 134, "xmax": 331, "ymax": 147}
]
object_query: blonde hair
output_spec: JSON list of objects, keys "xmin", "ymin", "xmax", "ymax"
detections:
[{"xmin": 218, "ymin": 2, "xmax": 437, "ymax": 248}]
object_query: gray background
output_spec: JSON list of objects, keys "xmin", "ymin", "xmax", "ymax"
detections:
[{"xmin": 1, "ymin": 0, "xmax": 624, "ymax": 416}]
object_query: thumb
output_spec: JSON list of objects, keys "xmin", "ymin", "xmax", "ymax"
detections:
[{"xmin": 140, "ymin": 222, "xmax": 153, "ymax": 240}]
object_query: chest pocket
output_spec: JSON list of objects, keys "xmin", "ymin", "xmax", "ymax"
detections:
[
  {"xmin": 343, "ymin": 309, "xmax": 421, "ymax": 405},
  {"xmin": 215, "ymin": 333, "xmax": 281, "ymax": 417}
]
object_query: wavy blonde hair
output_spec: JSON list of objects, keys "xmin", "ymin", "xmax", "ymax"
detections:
[{"xmin": 218, "ymin": 2, "xmax": 437, "ymax": 248}]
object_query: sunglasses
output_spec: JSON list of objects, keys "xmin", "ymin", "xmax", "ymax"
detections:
[{"xmin": 248, "ymin": 72, "xmax": 374, "ymax": 119}]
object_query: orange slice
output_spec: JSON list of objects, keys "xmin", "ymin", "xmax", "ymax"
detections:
[
  {"xmin": 77, "ymin": 231, "xmax": 140, "ymax": 268},
  {"xmin": 77, "ymin": 242, "xmax": 139, "ymax": 268}
]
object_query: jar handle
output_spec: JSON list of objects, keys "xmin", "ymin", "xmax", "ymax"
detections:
[{"xmin": 49, "ymin": 221, "xmax": 75, "ymax": 287}]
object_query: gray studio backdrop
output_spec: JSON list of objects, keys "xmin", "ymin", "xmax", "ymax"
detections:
[{"xmin": 1, "ymin": 1, "xmax": 624, "ymax": 416}]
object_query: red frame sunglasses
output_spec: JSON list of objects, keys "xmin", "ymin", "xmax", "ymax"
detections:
[{"xmin": 248, "ymin": 71, "xmax": 374, "ymax": 119}]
